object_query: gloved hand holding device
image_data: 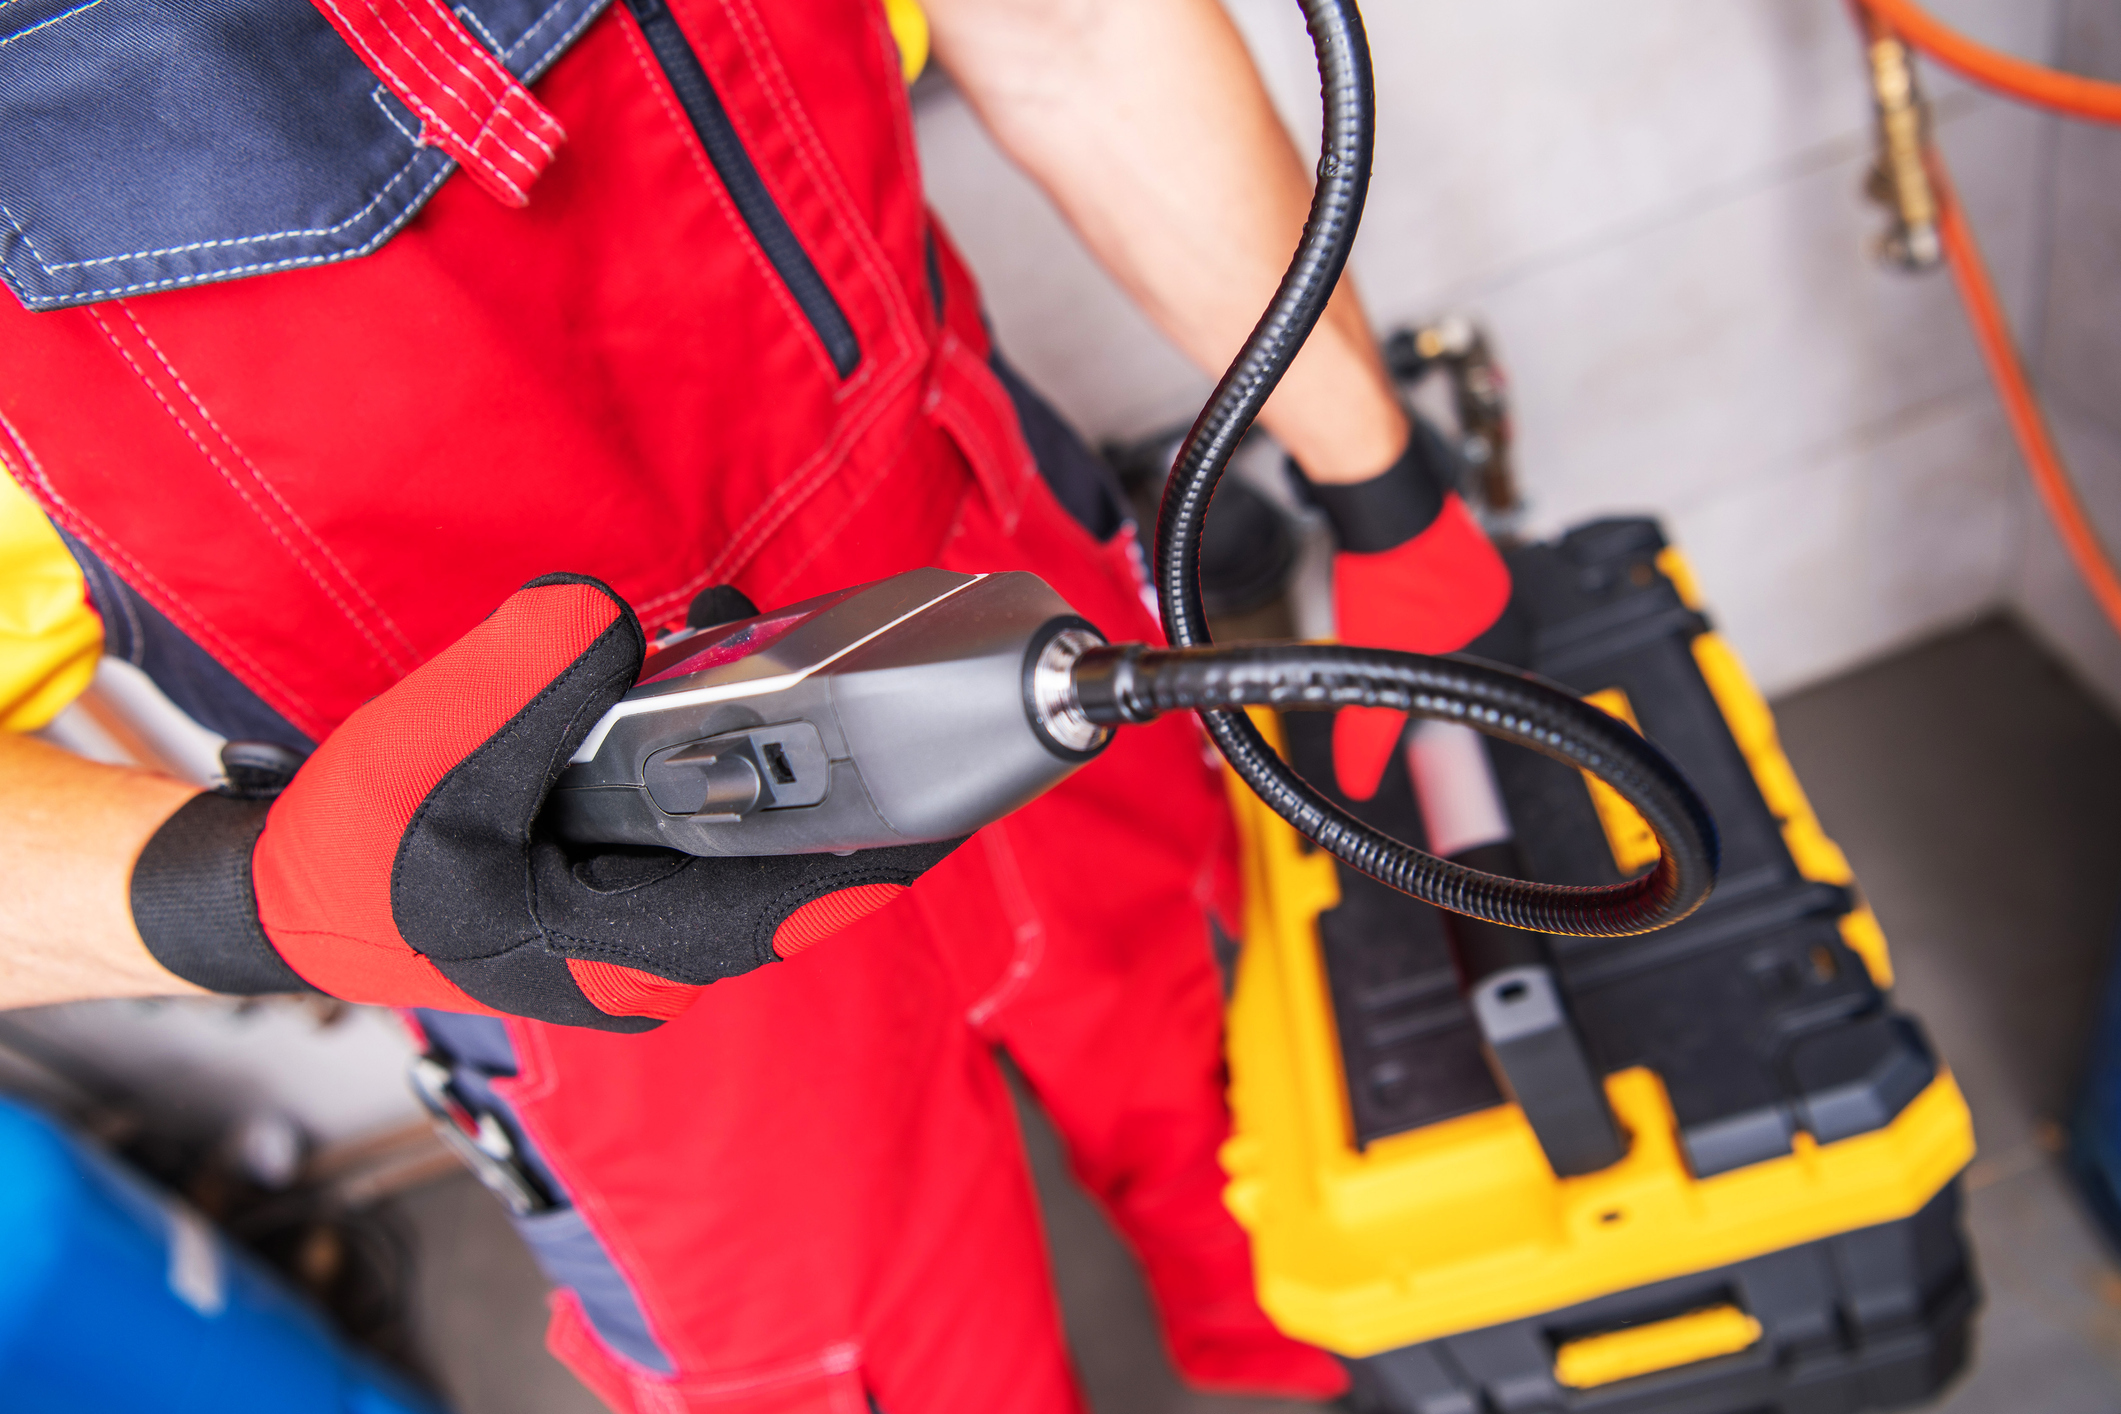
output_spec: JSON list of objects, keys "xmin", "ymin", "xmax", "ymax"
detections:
[
  {"xmin": 1302, "ymin": 421, "xmax": 1513, "ymax": 801},
  {"xmin": 127, "ymin": 574, "xmax": 958, "ymax": 1032},
  {"xmin": 124, "ymin": 0, "xmax": 1716, "ymax": 1028}
]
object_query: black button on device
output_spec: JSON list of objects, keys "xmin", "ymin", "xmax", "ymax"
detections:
[{"xmin": 644, "ymin": 745, "xmax": 763, "ymax": 818}]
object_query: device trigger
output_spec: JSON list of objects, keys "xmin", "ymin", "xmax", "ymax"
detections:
[{"xmin": 644, "ymin": 744, "xmax": 764, "ymax": 819}]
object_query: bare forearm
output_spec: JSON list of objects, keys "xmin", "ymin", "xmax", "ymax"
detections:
[
  {"xmin": 927, "ymin": 0, "xmax": 1406, "ymax": 483},
  {"xmin": 1, "ymin": 732, "xmax": 208, "ymax": 1007}
]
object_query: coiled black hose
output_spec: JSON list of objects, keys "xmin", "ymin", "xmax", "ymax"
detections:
[
  {"xmin": 1073, "ymin": 643, "xmax": 1717, "ymax": 936},
  {"xmin": 1109, "ymin": 0, "xmax": 1718, "ymax": 936}
]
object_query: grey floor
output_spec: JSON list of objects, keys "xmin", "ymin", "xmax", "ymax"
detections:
[
  {"xmin": 1775, "ymin": 619, "xmax": 2121, "ymax": 1410},
  {"xmin": 386, "ymin": 615, "xmax": 2121, "ymax": 1414}
]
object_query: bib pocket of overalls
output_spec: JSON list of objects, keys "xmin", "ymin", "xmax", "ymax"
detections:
[{"xmin": 0, "ymin": 0, "xmax": 607, "ymax": 310}]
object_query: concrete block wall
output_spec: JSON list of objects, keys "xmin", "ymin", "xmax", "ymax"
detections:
[{"xmin": 916, "ymin": 0, "xmax": 2087, "ymax": 700}]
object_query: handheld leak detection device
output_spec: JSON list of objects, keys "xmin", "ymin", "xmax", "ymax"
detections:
[
  {"xmin": 552, "ymin": 569, "xmax": 1108, "ymax": 857},
  {"xmin": 558, "ymin": 0, "xmax": 1720, "ymax": 944}
]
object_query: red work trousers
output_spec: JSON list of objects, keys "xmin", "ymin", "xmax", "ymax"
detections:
[{"xmin": 494, "ymin": 467, "xmax": 1347, "ymax": 1414}]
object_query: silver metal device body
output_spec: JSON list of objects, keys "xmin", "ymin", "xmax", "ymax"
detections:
[{"xmin": 549, "ymin": 569, "xmax": 1110, "ymax": 857}]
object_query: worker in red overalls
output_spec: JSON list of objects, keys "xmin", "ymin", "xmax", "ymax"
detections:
[{"xmin": 0, "ymin": 1, "xmax": 1508, "ymax": 1409}]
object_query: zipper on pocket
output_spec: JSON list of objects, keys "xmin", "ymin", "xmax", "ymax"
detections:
[{"xmin": 624, "ymin": 0, "xmax": 862, "ymax": 378}]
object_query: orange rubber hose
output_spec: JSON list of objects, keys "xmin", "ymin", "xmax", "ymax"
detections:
[
  {"xmin": 1861, "ymin": 0, "xmax": 2121, "ymax": 123},
  {"xmin": 1929, "ymin": 159, "xmax": 2121, "ymax": 635}
]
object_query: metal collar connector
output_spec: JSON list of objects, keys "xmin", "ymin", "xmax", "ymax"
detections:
[
  {"xmin": 1069, "ymin": 642, "xmax": 1159, "ymax": 728},
  {"xmin": 1028, "ymin": 626, "xmax": 1116, "ymax": 754}
]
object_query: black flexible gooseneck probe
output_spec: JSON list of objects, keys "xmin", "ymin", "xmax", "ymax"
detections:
[{"xmin": 1073, "ymin": 0, "xmax": 1718, "ymax": 937}]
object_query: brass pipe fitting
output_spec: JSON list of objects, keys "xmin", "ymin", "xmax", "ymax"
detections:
[{"xmin": 1861, "ymin": 21, "xmax": 1943, "ymax": 269}]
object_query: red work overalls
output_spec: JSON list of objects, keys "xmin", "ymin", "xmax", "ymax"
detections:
[{"xmin": 0, "ymin": 0, "xmax": 1344, "ymax": 1407}]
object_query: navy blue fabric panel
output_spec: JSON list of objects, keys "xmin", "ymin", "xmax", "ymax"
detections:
[
  {"xmin": 441, "ymin": 0, "xmax": 615, "ymax": 81},
  {"xmin": 511, "ymin": 1206, "xmax": 677, "ymax": 1373},
  {"xmin": 415, "ymin": 1008, "xmax": 521, "ymax": 1075},
  {"xmin": 56, "ymin": 525, "xmax": 317, "ymax": 752},
  {"xmin": 413, "ymin": 1008, "xmax": 676, "ymax": 1374},
  {"xmin": 0, "ymin": 0, "xmax": 610, "ymax": 309}
]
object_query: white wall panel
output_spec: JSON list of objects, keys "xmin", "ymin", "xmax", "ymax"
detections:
[
  {"xmin": 2010, "ymin": 0, "xmax": 2121, "ymax": 716},
  {"xmin": 2012, "ymin": 404, "xmax": 2121, "ymax": 717},
  {"xmin": 1670, "ymin": 392, "xmax": 2017, "ymax": 694},
  {"xmin": 916, "ymin": 0, "xmax": 2061, "ymax": 695}
]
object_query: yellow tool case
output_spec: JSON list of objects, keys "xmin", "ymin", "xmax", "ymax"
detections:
[{"xmin": 1221, "ymin": 518, "xmax": 1978, "ymax": 1414}]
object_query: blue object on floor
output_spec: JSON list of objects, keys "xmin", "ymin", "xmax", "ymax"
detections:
[
  {"xmin": 2070, "ymin": 915, "xmax": 2121, "ymax": 1251},
  {"xmin": 0, "ymin": 1097, "xmax": 447, "ymax": 1413}
]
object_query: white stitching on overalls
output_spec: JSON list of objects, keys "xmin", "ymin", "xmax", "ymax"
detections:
[
  {"xmin": 372, "ymin": 83, "xmax": 420, "ymax": 142},
  {"xmin": 385, "ymin": 0, "xmax": 562, "ymax": 173},
  {"xmin": 612, "ymin": 14, "xmax": 835, "ymax": 382},
  {"xmin": 119, "ymin": 306, "xmax": 421, "ymax": 664},
  {"xmin": 12, "ymin": 151, "xmax": 429, "ymax": 270},
  {"xmin": 311, "ymin": 0, "xmax": 528, "ymax": 201},
  {"xmin": 0, "ymin": 408, "xmax": 322, "ymax": 724},
  {"xmin": 86, "ymin": 309, "xmax": 413, "ymax": 673},
  {"xmin": 677, "ymin": 347, "xmax": 921, "ymax": 609},
  {"xmin": 0, "ymin": 0, "xmax": 100, "ymax": 50},
  {"xmin": 716, "ymin": 0, "xmax": 910, "ymax": 391},
  {"xmin": 451, "ymin": 3, "xmax": 501, "ymax": 52},
  {"xmin": 386, "ymin": 0, "xmax": 558, "ymax": 171},
  {"xmin": 0, "ymin": 0, "xmax": 593, "ymax": 295},
  {"xmin": 514, "ymin": 0, "xmax": 604, "ymax": 76},
  {"xmin": 17, "ymin": 162, "xmax": 453, "ymax": 304}
]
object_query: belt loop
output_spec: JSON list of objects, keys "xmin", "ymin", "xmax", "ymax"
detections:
[{"xmin": 305, "ymin": 0, "xmax": 568, "ymax": 207}]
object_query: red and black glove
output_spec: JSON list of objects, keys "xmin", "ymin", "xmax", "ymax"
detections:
[
  {"xmin": 128, "ymin": 575, "xmax": 959, "ymax": 1032},
  {"xmin": 1301, "ymin": 423, "xmax": 1513, "ymax": 800}
]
